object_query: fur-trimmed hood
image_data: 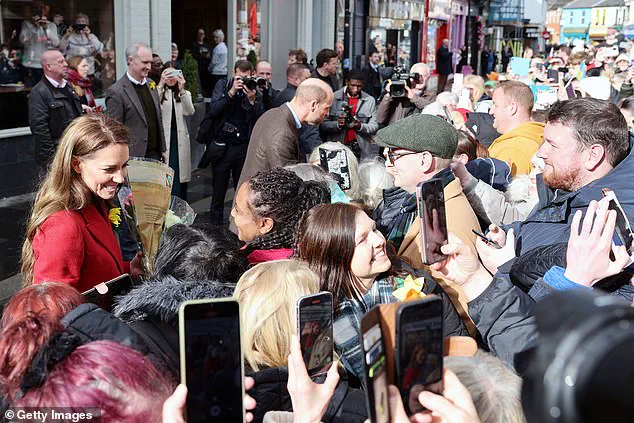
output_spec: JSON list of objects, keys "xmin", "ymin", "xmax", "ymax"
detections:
[{"xmin": 113, "ymin": 275, "xmax": 236, "ymax": 325}]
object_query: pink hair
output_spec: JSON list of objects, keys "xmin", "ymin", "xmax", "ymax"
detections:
[{"xmin": 15, "ymin": 341, "xmax": 174, "ymax": 422}]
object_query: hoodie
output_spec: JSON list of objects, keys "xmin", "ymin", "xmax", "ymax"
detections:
[{"xmin": 489, "ymin": 121, "xmax": 544, "ymax": 176}]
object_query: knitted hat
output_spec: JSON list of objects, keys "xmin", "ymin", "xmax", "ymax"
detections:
[{"xmin": 374, "ymin": 114, "xmax": 458, "ymax": 159}]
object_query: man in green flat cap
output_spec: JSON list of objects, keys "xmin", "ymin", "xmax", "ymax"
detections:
[{"xmin": 373, "ymin": 114, "xmax": 481, "ymax": 330}]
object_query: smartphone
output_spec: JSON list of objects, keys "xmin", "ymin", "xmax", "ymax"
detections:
[
  {"xmin": 442, "ymin": 106, "xmax": 454, "ymax": 125},
  {"xmin": 394, "ymin": 297, "xmax": 444, "ymax": 415},
  {"xmin": 296, "ymin": 292, "xmax": 334, "ymax": 377},
  {"xmin": 416, "ymin": 179, "xmax": 448, "ymax": 265},
  {"xmin": 471, "ymin": 229, "xmax": 502, "ymax": 249},
  {"xmin": 319, "ymin": 148, "xmax": 352, "ymax": 190},
  {"xmin": 547, "ymin": 68, "xmax": 559, "ymax": 83},
  {"xmin": 167, "ymin": 69, "xmax": 183, "ymax": 78},
  {"xmin": 361, "ymin": 307, "xmax": 390, "ymax": 423},
  {"xmin": 81, "ymin": 274, "xmax": 134, "ymax": 312},
  {"xmin": 602, "ymin": 188, "xmax": 634, "ymax": 255},
  {"xmin": 179, "ymin": 299, "xmax": 245, "ymax": 423}
]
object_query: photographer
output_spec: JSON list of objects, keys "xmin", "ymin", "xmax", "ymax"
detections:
[
  {"xmin": 202, "ymin": 60, "xmax": 264, "ymax": 225},
  {"xmin": 59, "ymin": 13, "xmax": 104, "ymax": 78},
  {"xmin": 320, "ymin": 69, "xmax": 379, "ymax": 160},
  {"xmin": 19, "ymin": 8, "xmax": 60, "ymax": 87},
  {"xmin": 376, "ymin": 62, "xmax": 435, "ymax": 126},
  {"xmin": 255, "ymin": 60, "xmax": 279, "ymax": 112}
]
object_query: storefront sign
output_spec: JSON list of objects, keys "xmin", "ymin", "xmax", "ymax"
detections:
[{"xmin": 428, "ymin": 0, "xmax": 452, "ymax": 20}]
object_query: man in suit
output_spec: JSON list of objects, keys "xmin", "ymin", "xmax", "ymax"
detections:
[
  {"xmin": 28, "ymin": 49, "xmax": 82, "ymax": 171},
  {"xmin": 362, "ymin": 51, "xmax": 384, "ymax": 100},
  {"xmin": 273, "ymin": 63, "xmax": 311, "ymax": 107},
  {"xmin": 272, "ymin": 63, "xmax": 321, "ymax": 158},
  {"xmin": 237, "ymin": 78, "xmax": 333, "ymax": 189},
  {"xmin": 106, "ymin": 42, "xmax": 166, "ymax": 161}
]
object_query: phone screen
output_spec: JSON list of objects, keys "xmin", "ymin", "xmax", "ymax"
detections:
[
  {"xmin": 81, "ymin": 274, "xmax": 134, "ymax": 312},
  {"xmin": 417, "ymin": 179, "xmax": 448, "ymax": 265},
  {"xmin": 603, "ymin": 189, "xmax": 634, "ymax": 255},
  {"xmin": 297, "ymin": 292, "xmax": 334, "ymax": 377},
  {"xmin": 361, "ymin": 310, "xmax": 390, "ymax": 423},
  {"xmin": 396, "ymin": 298, "xmax": 444, "ymax": 415},
  {"xmin": 181, "ymin": 300, "xmax": 243, "ymax": 422},
  {"xmin": 319, "ymin": 148, "xmax": 352, "ymax": 190}
]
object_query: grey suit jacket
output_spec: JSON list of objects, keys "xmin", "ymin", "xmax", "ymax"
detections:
[{"xmin": 105, "ymin": 75, "xmax": 166, "ymax": 157}]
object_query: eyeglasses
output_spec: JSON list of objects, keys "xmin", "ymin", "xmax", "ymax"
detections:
[{"xmin": 384, "ymin": 148, "xmax": 419, "ymax": 165}]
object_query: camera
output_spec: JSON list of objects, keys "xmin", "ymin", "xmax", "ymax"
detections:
[
  {"xmin": 389, "ymin": 66, "xmax": 421, "ymax": 98},
  {"xmin": 72, "ymin": 23, "xmax": 87, "ymax": 32},
  {"xmin": 240, "ymin": 76, "xmax": 267, "ymax": 91},
  {"xmin": 341, "ymin": 103, "xmax": 356, "ymax": 129}
]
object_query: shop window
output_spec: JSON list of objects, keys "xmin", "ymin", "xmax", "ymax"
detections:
[
  {"xmin": 581, "ymin": 13, "xmax": 585, "ymax": 25},
  {"xmin": 0, "ymin": 0, "xmax": 115, "ymax": 130},
  {"xmin": 235, "ymin": 0, "xmax": 261, "ymax": 62}
]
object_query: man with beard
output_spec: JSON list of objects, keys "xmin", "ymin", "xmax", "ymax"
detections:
[
  {"xmin": 476, "ymin": 98, "xmax": 634, "ymax": 273},
  {"xmin": 488, "ymin": 81, "xmax": 544, "ymax": 176}
]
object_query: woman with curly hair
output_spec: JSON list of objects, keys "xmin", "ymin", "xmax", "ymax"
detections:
[{"xmin": 231, "ymin": 167, "xmax": 330, "ymax": 265}]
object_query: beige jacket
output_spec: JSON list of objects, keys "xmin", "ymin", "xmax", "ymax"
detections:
[
  {"xmin": 158, "ymin": 88, "xmax": 195, "ymax": 183},
  {"xmin": 397, "ymin": 178, "xmax": 481, "ymax": 334}
]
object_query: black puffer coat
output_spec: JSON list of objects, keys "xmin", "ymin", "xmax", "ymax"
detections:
[{"xmin": 113, "ymin": 275, "xmax": 236, "ymax": 377}]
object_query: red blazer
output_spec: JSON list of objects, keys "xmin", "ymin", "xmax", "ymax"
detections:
[{"xmin": 33, "ymin": 201, "xmax": 130, "ymax": 293}]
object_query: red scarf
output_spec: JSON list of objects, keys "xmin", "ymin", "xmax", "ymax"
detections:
[{"xmin": 66, "ymin": 69, "xmax": 95, "ymax": 107}]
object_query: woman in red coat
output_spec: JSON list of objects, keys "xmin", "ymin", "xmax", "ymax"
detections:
[{"xmin": 21, "ymin": 113, "xmax": 141, "ymax": 292}]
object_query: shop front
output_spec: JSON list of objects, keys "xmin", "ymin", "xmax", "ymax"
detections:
[
  {"xmin": 561, "ymin": 27, "xmax": 589, "ymax": 44},
  {"xmin": 424, "ymin": 0, "xmax": 451, "ymax": 73},
  {"xmin": 367, "ymin": 0, "xmax": 425, "ymax": 70}
]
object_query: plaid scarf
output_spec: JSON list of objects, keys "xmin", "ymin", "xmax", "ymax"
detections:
[{"xmin": 333, "ymin": 277, "xmax": 397, "ymax": 379}]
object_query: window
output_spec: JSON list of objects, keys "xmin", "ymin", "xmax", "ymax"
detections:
[
  {"xmin": 581, "ymin": 12, "xmax": 585, "ymax": 25},
  {"xmin": 235, "ymin": 0, "xmax": 261, "ymax": 61},
  {"xmin": 0, "ymin": 0, "xmax": 115, "ymax": 130},
  {"xmin": 569, "ymin": 12, "xmax": 573, "ymax": 25}
]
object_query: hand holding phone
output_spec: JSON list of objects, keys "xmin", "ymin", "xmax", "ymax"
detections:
[
  {"xmin": 361, "ymin": 307, "xmax": 391, "ymax": 423},
  {"xmin": 471, "ymin": 229, "xmax": 501, "ymax": 249},
  {"xmin": 297, "ymin": 292, "xmax": 334, "ymax": 377},
  {"xmin": 416, "ymin": 179, "xmax": 449, "ymax": 265},
  {"xmin": 179, "ymin": 299, "xmax": 245, "ymax": 422},
  {"xmin": 394, "ymin": 297, "xmax": 444, "ymax": 415}
]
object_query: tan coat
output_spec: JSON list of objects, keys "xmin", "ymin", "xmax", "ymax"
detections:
[
  {"xmin": 397, "ymin": 178, "xmax": 481, "ymax": 334},
  {"xmin": 236, "ymin": 104, "xmax": 301, "ymax": 190},
  {"xmin": 158, "ymin": 88, "xmax": 195, "ymax": 183}
]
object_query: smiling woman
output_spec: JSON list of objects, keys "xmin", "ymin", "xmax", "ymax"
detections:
[
  {"xmin": 21, "ymin": 113, "xmax": 141, "ymax": 292},
  {"xmin": 296, "ymin": 203, "xmax": 468, "ymax": 378}
]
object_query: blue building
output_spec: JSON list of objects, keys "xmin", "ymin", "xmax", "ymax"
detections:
[{"xmin": 561, "ymin": 0, "xmax": 598, "ymax": 43}]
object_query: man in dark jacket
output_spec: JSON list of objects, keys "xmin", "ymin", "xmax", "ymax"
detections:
[
  {"xmin": 28, "ymin": 49, "xmax": 81, "ymax": 169},
  {"xmin": 311, "ymin": 48, "xmax": 339, "ymax": 92},
  {"xmin": 478, "ymin": 98, "xmax": 634, "ymax": 274},
  {"xmin": 436, "ymin": 38, "xmax": 452, "ymax": 93},
  {"xmin": 205, "ymin": 60, "xmax": 263, "ymax": 225},
  {"xmin": 361, "ymin": 51, "xmax": 384, "ymax": 100}
]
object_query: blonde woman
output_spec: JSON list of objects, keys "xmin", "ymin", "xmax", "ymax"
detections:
[
  {"xmin": 158, "ymin": 66, "xmax": 195, "ymax": 199},
  {"xmin": 463, "ymin": 74, "xmax": 492, "ymax": 113},
  {"xmin": 21, "ymin": 113, "xmax": 142, "ymax": 292},
  {"xmin": 233, "ymin": 259, "xmax": 367, "ymax": 422}
]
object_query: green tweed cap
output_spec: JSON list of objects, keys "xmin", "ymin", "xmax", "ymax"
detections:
[{"xmin": 375, "ymin": 114, "xmax": 458, "ymax": 159}]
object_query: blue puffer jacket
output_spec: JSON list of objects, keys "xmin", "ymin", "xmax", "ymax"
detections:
[{"xmin": 502, "ymin": 138, "xmax": 634, "ymax": 258}]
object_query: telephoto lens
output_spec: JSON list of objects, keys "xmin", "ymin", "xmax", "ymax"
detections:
[{"xmin": 521, "ymin": 289, "xmax": 634, "ymax": 423}]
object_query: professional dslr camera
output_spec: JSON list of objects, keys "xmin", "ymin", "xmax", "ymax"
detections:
[
  {"xmin": 240, "ymin": 76, "xmax": 268, "ymax": 91},
  {"xmin": 389, "ymin": 66, "xmax": 421, "ymax": 98},
  {"xmin": 341, "ymin": 103, "xmax": 357, "ymax": 129}
]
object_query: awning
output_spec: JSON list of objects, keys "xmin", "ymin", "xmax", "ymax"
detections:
[
  {"xmin": 589, "ymin": 25, "xmax": 608, "ymax": 38},
  {"xmin": 563, "ymin": 26, "xmax": 589, "ymax": 35}
]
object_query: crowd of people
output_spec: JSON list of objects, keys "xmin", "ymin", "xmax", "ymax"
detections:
[{"xmin": 3, "ymin": 20, "xmax": 634, "ymax": 423}]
